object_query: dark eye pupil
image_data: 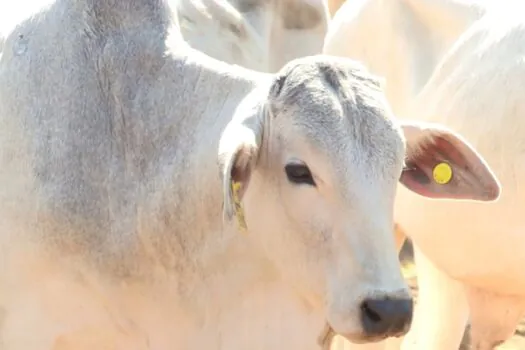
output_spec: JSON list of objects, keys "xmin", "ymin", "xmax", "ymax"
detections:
[{"xmin": 285, "ymin": 164, "xmax": 316, "ymax": 186}]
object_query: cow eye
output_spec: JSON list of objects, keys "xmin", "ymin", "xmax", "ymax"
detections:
[{"xmin": 285, "ymin": 163, "xmax": 316, "ymax": 186}]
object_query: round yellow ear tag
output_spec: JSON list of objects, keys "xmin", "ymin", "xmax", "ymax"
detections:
[{"xmin": 433, "ymin": 162, "xmax": 453, "ymax": 184}]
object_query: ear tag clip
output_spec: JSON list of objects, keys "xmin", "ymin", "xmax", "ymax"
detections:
[
  {"xmin": 433, "ymin": 162, "xmax": 453, "ymax": 185},
  {"xmin": 231, "ymin": 181, "xmax": 248, "ymax": 233}
]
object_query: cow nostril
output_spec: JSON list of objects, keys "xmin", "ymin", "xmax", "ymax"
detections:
[
  {"xmin": 360, "ymin": 296, "xmax": 413, "ymax": 338},
  {"xmin": 360, "ymin": 300, "xmax": 382, "ymax": 323}
]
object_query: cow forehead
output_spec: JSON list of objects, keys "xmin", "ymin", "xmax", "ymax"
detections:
[
  {"xmin": 269, "ymin": 57, "xmax": 405, "ymax": 174},
  {"xmin": 298, "ymin": 121, "xmax": 404, "ymax": 186}
]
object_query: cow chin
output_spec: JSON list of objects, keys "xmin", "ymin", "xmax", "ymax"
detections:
[
  {"xmin": 324, "ymin": 325, "xmax": 405, "ymax": 346},
  {"xmin": 339, "ymin": 330, "xmax": 402, "ymax": 344},
  {"xmin": 318, "ymin": 323, "xmax": 389, "ymax": 350}
]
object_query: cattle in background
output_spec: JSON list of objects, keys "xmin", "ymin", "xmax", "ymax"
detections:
[
  {"xmin": 176, "ymin": 0, "xmax": 329, "ymax": 72},
  {"xmin": 324, "ymin": 1, "xmax": 525, "ymax": 349}
]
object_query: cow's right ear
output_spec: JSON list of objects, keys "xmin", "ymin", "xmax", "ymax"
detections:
[
  {"xmin": 398, "ymin": 121, "xmax": 501, "ymax": 202},
  {"xmin": 218, "ymin": 93, "xmax": 266, "ymax": 226}
]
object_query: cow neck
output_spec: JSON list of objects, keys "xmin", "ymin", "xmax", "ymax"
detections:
[{"xmin": 154, "ymin": 55, "xmax": 283, "ymax": 318}]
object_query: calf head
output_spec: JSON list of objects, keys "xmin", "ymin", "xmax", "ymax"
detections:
[{"xmin": 218, "ymin": 55, "xmax": 500, "ymax": 344}]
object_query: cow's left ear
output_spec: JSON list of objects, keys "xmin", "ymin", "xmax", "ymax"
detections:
[{"xmin": 399, "ymin": 121, "xmax": 501, "ymax": 202}]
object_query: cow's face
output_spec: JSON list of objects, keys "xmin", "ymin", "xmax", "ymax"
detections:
[{"xmin": 218, "ymin": 55, "xmax": 500, "ymax": 344}]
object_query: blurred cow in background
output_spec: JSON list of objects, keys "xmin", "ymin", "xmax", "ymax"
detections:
[{"xmin": 176, "ymin": 0, "xmax": 330, "ymax": 72}]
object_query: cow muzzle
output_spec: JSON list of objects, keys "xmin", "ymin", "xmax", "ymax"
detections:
[
  {"xmin": 320, "ymin": 294, "xmax": 413, "ymax": 347},
  {"xmin": 359, "ymin": 295, "xmax": 413, "ymax": 339}
]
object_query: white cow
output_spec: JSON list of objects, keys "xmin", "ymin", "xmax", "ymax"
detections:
[
  {"xmin": 325, "ymin": 1, "xmax": 525, "ymax": 349},
  {"xmin": 176, "ymin": 0, "xmax": 330, "ymax": 72},
  {"xmin": 0, "ymin": 0, "xmax": 500, "ymax": 350},
  {"xmin": 324, "ymin": 0, "xmax": 487, "ymax": 118}
]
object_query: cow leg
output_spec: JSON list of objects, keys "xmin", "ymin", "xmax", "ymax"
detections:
[
  {"xmin": 401, "ymin": 244, "xmax": 469, "ymax": 350},
  {"xmin": 465, "ymin": 286, "xmax": 525, "ymax": 350}
]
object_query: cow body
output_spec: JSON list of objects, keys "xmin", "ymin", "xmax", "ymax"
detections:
[{"xmin": 324, "ymin": 0, "xmax": 487, "ymax": 117}]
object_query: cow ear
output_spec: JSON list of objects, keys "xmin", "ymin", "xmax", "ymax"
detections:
[
  {"xmin": 399, "ymin": 121, "xmax": 501, "ymax": 202},
  {"xmin": 218, "ymin": 92, "xmax": 265, "ymax": 229}
]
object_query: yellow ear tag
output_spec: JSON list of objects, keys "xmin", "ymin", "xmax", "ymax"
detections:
[
  {"xmin": 231, "ymin": 181, "xmax": 248, "ymax": 232},
  {"xmin": 433, "ymin": 162, "xmax": 453, "ymax": 185}
]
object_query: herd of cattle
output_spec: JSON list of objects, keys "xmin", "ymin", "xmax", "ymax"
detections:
[{"xmin": 0, "ymin": 0, "xmax": 522, "ymax": 349}]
